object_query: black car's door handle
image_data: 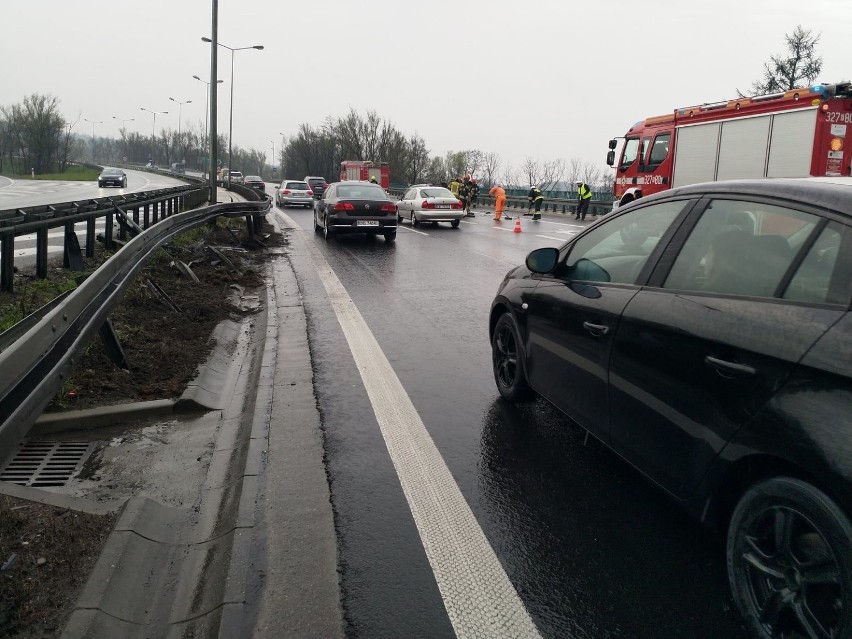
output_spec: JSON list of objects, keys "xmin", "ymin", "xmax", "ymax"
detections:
[
  {"xmin": 582, "ymin": 321, "xmax": 610, "ymax": 337},
  {"xmin": 704, "ymin": 356, "xmax": 756, "ymax": 378}
]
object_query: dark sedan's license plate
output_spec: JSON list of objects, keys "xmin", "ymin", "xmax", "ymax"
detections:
[{"xmin": 357, "ymin": 220, "xmax": 379, "ymax": 226}]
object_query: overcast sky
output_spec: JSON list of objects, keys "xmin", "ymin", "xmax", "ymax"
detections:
[{"xmin": 2, "ymin": 1, "xmax": 850, "ymax": 177}]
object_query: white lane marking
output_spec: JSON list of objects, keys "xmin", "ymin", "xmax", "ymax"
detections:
[
  {"xmin": 535, "ymin": 235, "xmax": 565, "ymax": 241},
  {"xmin": 274, "ymin": 209, "xmax": 542, "ymax": 639},
  {"xmin": 400, "ymin": 225, "xmax": 429, "ymax": 236}
]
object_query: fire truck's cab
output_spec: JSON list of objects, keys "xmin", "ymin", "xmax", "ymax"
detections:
[{"xmin": 607, "ymin": 82, "xmax": 852, "ymax": 208}]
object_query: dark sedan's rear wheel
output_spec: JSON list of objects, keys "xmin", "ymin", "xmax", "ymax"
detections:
[
  {"xmin": 727, "ymin": 477, "xmax": 852, "ymax": 639},
  {"xmin": 384, "ymin": 230, "xmax": 396, "ymax": 242},
  {"xmin": 492, "ymin": 313, "xmax": 534, "ymax": 401},
  {"xmin": 323, "ymin": 216, "xmax": 334, "ymax": 241}
]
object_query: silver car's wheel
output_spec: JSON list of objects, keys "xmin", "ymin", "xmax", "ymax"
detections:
[{"xmin": 412, "ymin": 212, "xmax": 419, "ymax": 227}]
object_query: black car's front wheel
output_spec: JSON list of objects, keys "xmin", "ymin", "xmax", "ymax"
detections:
[
  {"xmin": 491, "ymin": 313, "xmax": 534, "ymax": 401},
  {"xmin": 727, "ymin": 477, "xmax": 852, "ymax": 639}
]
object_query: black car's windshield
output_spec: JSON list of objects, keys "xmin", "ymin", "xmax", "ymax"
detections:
[
  {"xmin": 337, "ymin": 184, "xmax": 388, "ymax": 199},
  {"xmin": 102, "ymin": 169, "xmax": 122, "ymax": 176}
]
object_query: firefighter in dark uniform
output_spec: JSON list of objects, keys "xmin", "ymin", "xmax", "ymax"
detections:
[
  {"xmin": 576, "ymin": 181, "xmax": 592, "ymax": 220},
  {"xmin": 459, "ymin": 177, "xmax": 474, "ymax": 217},
  {"xmin": 527, "ymin": 185, "xmax": 544, "ymax": 221}
]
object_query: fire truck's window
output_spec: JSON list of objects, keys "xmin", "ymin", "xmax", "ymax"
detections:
[
  {"xmin": 640, "ymin": 138, "xmax": 650, "ymax": 164},
  {"xmin": 619, "ymin": 138, "xmax": 640, "ymax": 170},
  {"xmin": 647, "ymin": 133, "xmax": 671, "ymax": 168}
]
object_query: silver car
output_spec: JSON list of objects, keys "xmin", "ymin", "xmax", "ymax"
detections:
[
  {"xmin": 396, "ymin": 185, "xmax": 464, "ymax": 228},
  {"xmin": 276, "ymin": 180, "xmax": 314, "ymax": 208}
]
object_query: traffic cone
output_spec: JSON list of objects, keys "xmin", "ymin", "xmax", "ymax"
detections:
[{"xmin": 513, "ymin": 218, "xmax": 522, "ymax": 233}]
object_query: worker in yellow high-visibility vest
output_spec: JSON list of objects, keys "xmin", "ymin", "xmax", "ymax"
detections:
[{"xmin": 576, "ymin": 181, "xmax": 593, "ymax": 221}]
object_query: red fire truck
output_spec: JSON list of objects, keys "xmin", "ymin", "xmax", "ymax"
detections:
[
  {"xmin": 339, "ymin": 160, "xmax": 390, "ymax": 189},
  {"xmin": 607, "ymin": 82, "xmax": 852, "ymax": 207}
]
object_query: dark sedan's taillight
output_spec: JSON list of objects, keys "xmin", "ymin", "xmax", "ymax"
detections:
[
  {"xmin": 380, "ymin": 203, "xmax": 397, "ymax": 213},
  {"xmin": 334, "ymin": 202, "xmax": 355, "ymax": 212}
]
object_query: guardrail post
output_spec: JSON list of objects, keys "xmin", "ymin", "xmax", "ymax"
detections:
[
  {"xmin": 132, "ymin": 207, "xmax": 140, "ymax": 227},
  {"xmin": 1, "ymin": 232, "xmax": 14, "ymax": 292},
  {"xmin": 144, "ymin": 203, "xmax": 150, "ymax": 228},
  {"xmin": 36, "ymin": 227, "xmax": 48, "ymax": 278},
  {"xmin": 104, "ymin": 212, "xmax": 114, "ymax": 249},
  {"xmin": 85, "ymin": 218, "xmax": 96, "ymax": 258}
]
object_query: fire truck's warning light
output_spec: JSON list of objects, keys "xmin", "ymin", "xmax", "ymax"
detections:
[
  {"xmin": 830, "ymin": 138, "xmax": 844, "ymax": 153},
  {"xmin": 811, "ymin": 84, "xmax": 828, "ymax": 96}
]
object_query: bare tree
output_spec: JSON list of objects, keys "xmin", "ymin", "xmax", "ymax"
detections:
[
  {"xmin": 540, "ymin": 158, "xmax": 566, "ymax": 191},
  {"xmin": 740, "ymin": 25, "xmax": 822, "ymax": 96},
  {"xmin": 481, "ymin": 152, "xmax": 502, "ymax": 189},
  {"xmin": 520, "ymin": 157, "xmax": 542, "ymax": 186}
]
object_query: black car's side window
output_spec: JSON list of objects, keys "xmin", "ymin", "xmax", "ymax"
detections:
[
  {"xmin": 783, "ymin": 221, "xmax": 847, "ymax": 304},
  {"xmin": 560, "ymin": 201, "xmax": 684, "ymax": 284},
  {"xmin": 663, "ymin": 199, "xmax": 819, "ymax": 298}
]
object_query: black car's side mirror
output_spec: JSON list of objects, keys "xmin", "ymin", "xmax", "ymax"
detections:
[{"xmin": 526, "ymin": 247, "xmax": 559, "ymax": 274}]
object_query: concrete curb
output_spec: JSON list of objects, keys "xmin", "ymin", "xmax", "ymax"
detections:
[{"xmin": 60, "ymin": 308, "xmax": 267, "ymax": 637}]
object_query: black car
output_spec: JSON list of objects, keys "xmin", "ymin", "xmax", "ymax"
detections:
[
  {"xmin": 490, "ymin": 178, "xmax": 852, "ymax": 639},
  {"xmin": 98, "ymin": 168, "xmax": 127, "ymax": 188},
  {"xmin": 314, "ymin": 181, "xmax": 398, "ymax": 242},
  {"xmin": 305, "ymin": 176, "xmax": 328, "ymax": 199},
  {"xmin": 244, "ymin": 175, "xmax": 265, "ymax": 191}
]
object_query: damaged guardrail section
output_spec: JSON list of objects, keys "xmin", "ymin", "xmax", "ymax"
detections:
[{"xmin": 0, "ymin": 197, "xmax": 272, "ymax": 462}]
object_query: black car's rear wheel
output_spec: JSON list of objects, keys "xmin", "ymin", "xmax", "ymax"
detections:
[
  {"xmin": 492, "ymin": 313, "xmax": 534, "ymax": 401},
  {"xmin": 384, "ymin": 230, "xmax": 396, "ymax": 242},
  {"xmin": 727, "ymin": 477, "xmax": 852, "ymax": 639},
  {"xmin": 323, "ymin": 216, "xmax": 334, "ymax": 240}
]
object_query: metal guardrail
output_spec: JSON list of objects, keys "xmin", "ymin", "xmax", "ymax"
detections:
[
  {"xmin": 0, "ymin": 195, "xmax": 271, "ymax": 461},
  {"xmin": 387, "ymin": 188, "xmax": 615, "ymax": 217},
  {"xmin": 0, "ymin": 184, "xmax": 207, "ymax": 292}
]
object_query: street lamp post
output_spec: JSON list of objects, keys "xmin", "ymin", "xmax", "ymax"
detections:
[
  {"xmin": 84, "ymin": 118, "xmax": 102, "ymax": 164},
  {"xmin": 169, "ymin": 96, "xmax": 192, "ymax": 163},
  {"xmin": 270, "ymin": 140, "xmax": 274, "ymax": 180},
  {"xmin": 278, "ymin": 132, "xmax": 286, "ymax": 178},
  {"xmin": 112, "ymin": 116, "xmax": 135, "ymax": 163},
  {"xmin": 140, "ymin": 107, "xmax": 168, "ymax": 165},
  {"xmin": 201, "ymin": 37, "xmax": 264, "ymax": 186},
  {"xmin": 193, "ymin": 75, "xmax": 223, "ymax": 179}
]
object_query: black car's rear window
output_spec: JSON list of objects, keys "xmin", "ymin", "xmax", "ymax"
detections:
[
  {"xmin": 308, "ymin": 179, "xmax": 325, "ymax": 186},
  {"xmin": 337, "ymin": 185, "xmax": 388, "ymax": 199}
]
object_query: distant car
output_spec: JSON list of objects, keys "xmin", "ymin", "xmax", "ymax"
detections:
[
  {"xmin": 229, "ymin": 171, "xmax": 244, "ymax": 185},
  {"xmin": 305, "ymin": 176, "xmax": 328, "ymax": 199},
  {"xmin": 396, "ymin": 185, "xmax": 465, "ymax": 228},
  {"xmin": 98, "ymin": 168, "xmax": 127, "ymax": 188},
  {"xmin": 314, "ymin": 180, "xmax": 398, "ymax": 242},
  {"xmin": 276, "ymin": 180, "xmax": 313, "ymax": 208},
  {"xmin": 170, "ymin": 162, "xmax": 186, "ymax": 175},
  {"xmin": 145, "ymin": 162, "xmax": 158, "ymax": 170},
  {"xmin": 490, "ymin": 177, "xmax": 852, "ymax": 639},
  {"xmin": 244, "ymin": 175, "xmax": 265, "ymax": 191}
]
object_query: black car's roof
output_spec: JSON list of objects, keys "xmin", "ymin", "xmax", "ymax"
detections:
[{"xmin": 642, "ymin": 178, "xmax": 852, "ymax": 218}]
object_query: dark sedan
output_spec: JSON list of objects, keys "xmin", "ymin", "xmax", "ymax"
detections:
[
  {"xmin": 244, "ymin": 175, "xmax": 265, "ymax": 191},
  {"xmin": 98, "ymin": 168, "xmax": 127, "ymax": 188},
  {"xmin": 314, "ymin": 181, "xmax": 398, "ymax": 242},
  {"xmin": 490, "ymin": 177, "xmax": 852, "ymax": 639}
]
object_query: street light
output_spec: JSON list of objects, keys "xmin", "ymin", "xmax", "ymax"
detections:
[
  {"xmin": 140, "ymin": 107, "xmax": 168, "ymax": 164},
  {"xmin": 278, "ymin": 131, "xmax": 286, "ymax": 178},
  {"xmin": 201, "ymin": 37, "xmax": 264, "ymax": 186},
  {"xmin": 193, "ymin": 75, "xmax": 223, "ymax": 178},
  {"xmin": 169, "ymin": 96, "xmax": 192, "ymax": 162},
  {"xmin": 84, "ymin": 118, "xmax": 102, "ymax": 164},
  {"xmin": 112, "ymin": 115, "xmax": 135, "ymax": 130},
  {"xmin": 270, "ymin": 140, "xmax": 274, "ymax": 179}
]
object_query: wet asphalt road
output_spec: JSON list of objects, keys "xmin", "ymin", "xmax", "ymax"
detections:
[{"xmin": 273, "ymin": 199, "xmax": 751, "ymax": 639}]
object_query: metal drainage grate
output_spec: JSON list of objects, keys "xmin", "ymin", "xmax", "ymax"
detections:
[{"xmin": 0, "ymin": 441, "xmax": 95, "ymax": 487}]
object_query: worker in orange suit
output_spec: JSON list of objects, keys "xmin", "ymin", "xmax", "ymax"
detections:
[{"xmin": 489, "ymin": 184, "xmax": 508, "ymax": 221}]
